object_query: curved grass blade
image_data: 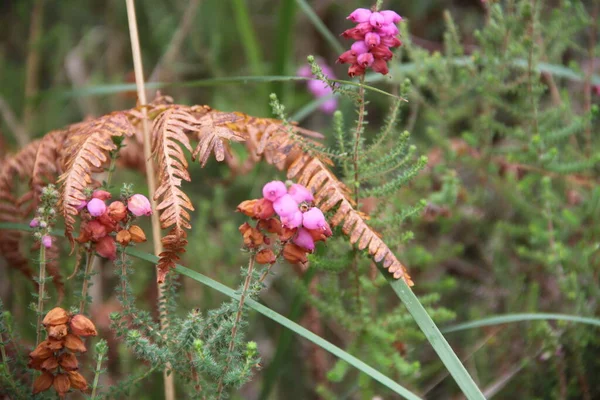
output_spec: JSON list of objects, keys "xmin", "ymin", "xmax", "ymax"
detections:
[
  {"xmin": 295, "ymin": 0, "xmax": 345, "ymax": 55},
  {"xmin": 442, "ymin": 313, "xmax": 600, "ymax": 333}
]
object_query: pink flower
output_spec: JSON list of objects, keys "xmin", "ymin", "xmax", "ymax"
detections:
[
  {"xmin": 357, "ymin": 53, "xmax": 374, "ymax": 67},
  {"xmin": 372, "ymin": 58, "xmax": 389, "ymax": 75},
  {"xmin": 381, "ymin": 10, "xmax": 402, "ymax": 24},
  {"xmin": 297, "ymin": 58, "xmax": 338, "ymax": 114},
  {"xmin": 365, "ymin": 32, "xmax": 381, "ymax": 47},
  {"xmin": 371, "ymin": 44, "xmax": 394, "ymax": 61},
  {"xmin": 76, "ymin": 200, "xmax": 88, "ymax": 211},
  {"xmin": 348, "ymin": 64, "xmax": 366, "ymax": 77},
  {"xmin": 377, "ymin": 23, "xmax": 399, "ymax": 37},
  {"xmin": 302, "ymin": 207, "xmax": 327, "ymax": 230},
  {"xmin": 347, "ymin": 8, "xmax": 372, "ymax": 23},
  {"xmin": 381, "ymin": 36, "xmax": 402, "ymax": 48},
  {"xmin": 41, "ymin": 235, "xmax": 52, "ymax": 249},
  {"xmin": 273, "ymin": 194, "xmax": 299, "ymax": 217},
  {"xmin": 350, "ymin": 41, "xmax": 369, "ymax": 56},
  {"xmin": 321, "ymin": 98, "xmax": 338, "ymax": 114},
  {"xmin": 281, "ymin": 210, "xmax": 303, "ymax": 229},
  {"xmin": 128, "ymin": 194, "xmax": 152, "ymax": 217},
  {"xmin": 87, "ymin": 198, "xmax": 107, "ymax": 217},
  {"xmin": 262, "ymin": 181, "xmax": 287, "ymax": 202},
  {"xmin": 337, "ymin": 50, "xmax": 357, "ymax": 64},
  {"xmin": 293, "ymin": 228, "xmax": 315, "ymax": 251},
  {"xmin": 341, "ymin": 22, "xmax": 373, "ymax": 40},
  {"xmin": 30, "ymin": 218, "xmax": 40, "ymax": 228},
  {"xmin": 92, "ymin": 190, "xmax": 111, "ymax": 201},
  {"xmin": 288, "ymin": 184, "xmax": 314, "ymax": 204},
  {"xmin": 369, "ymin": 12, "xmax": 385, "ymax": 28}
]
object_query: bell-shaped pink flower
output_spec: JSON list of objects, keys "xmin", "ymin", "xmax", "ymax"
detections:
[
  {"xmin": 365, "ymin": 32, "xmax": 381, "ymax": 47},
  {"xmin": 128, "ymin": 194, "xmax": 152, "ymax": 217},
  {"xmin": 262, "ymin": 181, "xmax": 287, "ymax": 202},
  {"xmin": 369, "ymin": 12, "xmax": 385, "ymax": 28},
  {"xmin": 371, "ymin": 44, "xmax": 394, "ymax": 61},
  {"xmin": 381, "ymin": 36, "xmax": 402, "ymax": 48},
  {"xmin": 30, "ymin": 218, "xmax": 40, "ymax": 228},
  {"xmin": 381, "ymin": 10, "xmax": 402, "ymax": 24},
  {"xmin": 41, "ymin": 235, "xmax": 52, "ymax": 249},
  {"xmin": 337, "ymin": 50, "xmax": 357, "ymax": 64},
  {"xmin": 347, "ymin": 8, "xmax": 372, "ymax": 23},
  {"xmin": 377, "ymin": 23, "xmax": 399, "ymax": 37},
  {"xmin": 288, "ymin": 184, "xmax": 314, "ymax": 204},
  {"xmin": 293, "ymin": 228, "xmax": 315, "ymax": 251},
  {"xmin": 273, "ymin": 194, "xmax": 298, "ymax": 217},
  {"xmin": 372, "ymin": 58, "xmax": 389, "ymax": 75},
  {"xmin": 281, "ymin": 210, "xmax": 303, "ymax": 229},
  {"xmin": 76, "ymin": 200, "xmax": 88, "ymax": 211},
  {"xmin": 357, "ymin": 53, "xmax": 374, "ymax": 67},
  {"xmin": 302, "ymin": 207, "xmax": 327, "ymax": 230},
  {"xmin": 341, "ymin": 22, "xmax": 373, "ymax": 40},
  {"xmin": 348, "ymin": 63, "xmax": 366, "ymax": 77},
  {"xmin": 87, "ymin": 198, "xmax": 107, "ymax": 217},
  {"xmin": 350, "ymin": 41, "xmax": 369, "ymax": 56}
]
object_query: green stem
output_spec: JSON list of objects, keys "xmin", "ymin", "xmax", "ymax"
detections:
[
  {"xmin": 35, "ymin": 245, "xmax": 46, "ymax": 346},
  {"xmin": 79, "ymin": 250, "xmax": 95, "ymax": 314},
  {"xmin": 90, "ymin": 351, "xmax": 104, "ymax": 399}
]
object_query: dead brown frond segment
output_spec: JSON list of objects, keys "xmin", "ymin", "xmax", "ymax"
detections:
[
  {"xmin": 58, "ymin": 113, "xmax": 134, "ymax": 245},
  {"xmin": 151, "ymin": 106, "xmax": 196, "ymax": 283},
  {"xmin": 192, "ymin": 109, "xmax": 245, "ymax": 167}
]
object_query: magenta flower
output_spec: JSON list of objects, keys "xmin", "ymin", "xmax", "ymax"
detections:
[
  {"xmin": 365, "ymin": 32, "xmax": 381, "ymax": 47},
  {"xmin": 357, "ymin": 53, "xmax": 374, "ymax": 67},
  {"xmin": 297, "ymin": 58, "xmax": 338, "ymax": 114},
  {"xmin": 302, "ymin": 207, "xmax": 327, "ymax": 230},
  {"xmin": 369, "ymin": 12, "xmax": 385, "ymax": 28},
  {"xmin": 293, "ymin": 228, "xmax": 315, "ymax": 251},
  {"xmin": 273, "ymin": 194, "xmax": 299, "ymax": 217},
  {"xmin": 87, "ymin": 198, "xmax": 107, "ymax": 217},
  {"xmin": 281, "ymin": 210, "xmax": 303, "ymax": 229},
  {"xmin": 29, "ymin": 218, "xmax": 40, "ymax": 228},
  {"xmin": 128, "ymin": 194, "xmax": 152, "ymax": 217},
  {"xmin": 262, "ymin": 180, "xmax": 287, "ymax": 202},
  {"xmin": 41, "ymin": 235, "xmax": 52, "ymax": 249},
  {"xmin": 347, "ymin": 8, "xmax": 372, "ymax": 23},
  {"xmin": 288, "ymin": 183, "xmax": 314, "ymax": 204},
  {"xmin": 350, "ymin": 41, "xmax": 369, "ymax": 55},
  {"xmin": 381, "ymin": 10, "xmax": 402, "ymax": 24}
]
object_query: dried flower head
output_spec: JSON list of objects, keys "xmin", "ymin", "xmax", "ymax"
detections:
[
  {"xmin": 69, "ymin": 314, "xmax": 98, "ymax": 337},
  {"xmin": 43, "ymin": 307, "xmax": 70, "ymax": 326}
]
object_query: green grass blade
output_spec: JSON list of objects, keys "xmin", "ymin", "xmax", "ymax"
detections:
[
  {"xmin": 381, "ymin": 269, "xmax": 485, "ymax": 400},
  {"xmin": 295, "ymin": 0, "xmax": 345, "ymax": 55},
  {"xmin": 231, "ymin": 0, "xmax": 264, "ymax": 76},
  {"xmin": 271, "ymin": 0, "xmax": 296, "ymax": 100},
  {"xmin": 442, "ymin": 313, "xmax": 600, "ymax": 333}
]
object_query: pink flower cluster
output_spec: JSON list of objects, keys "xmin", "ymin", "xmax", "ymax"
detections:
[
  {"xmin": 338, "ymin": 8, "xmax": 403, "ymax": 77},
  {"xmin": 262, "ymin": 181, "xmax": 332, "ymax": 251},
  {"xmin": 297, "ymin": 59, "xmax": 338, "ymax": 114}
]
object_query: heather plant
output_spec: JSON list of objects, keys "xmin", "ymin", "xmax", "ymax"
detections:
[{"xmin": 1, "ymin": 0, "xmax": 599, "ymax": 399}]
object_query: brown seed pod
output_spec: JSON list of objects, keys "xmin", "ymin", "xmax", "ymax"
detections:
[
  {"xmin": 40, "ymin": 356, "xmax": 59, "ymax": 371},
  {"xmin": 116, "ymin": 229, "xmax": 131, "ymax": 246},
  {"xmin": 64, "ymin": 334, "xmax": 87, "ymax": 353},
  {"xmin": 47, "ymin": 324, "xmax": 68, "ymax": 340},
  {"xmin": 69, "ymin": 315, "xmax": 97, "ymax": 337},
  {"xmin": 282, "ymin": 243, "xmax": 308, "ymax": 264},
  {"xmin": 58, "ymin": 352, "xmax": 79, "ymax": 371},
  {"xmin": 45, "ymin": 338, "xmax": 65, "ymax": 351},
  {"xmin": 42, "ymin": 307, "xmax": 69, "ymax": 326},
  {"xmin": 107, "ymin": 201, "xmax": 127, "ymax": 222},
  {"xmin": 30, "ymin": 343, "xmax": 54, "ymax": 360},
  {"xmin": 67, "ymin": 371, "xmax": 88, "ymax": 390},
  {"xmin": 53, "ymin": 373, "xmax": 71, "ymax": 397},
  {"xmin": 32, "ymin": 371, "xmax": 54, "ymax": 394},
  {"xmin": 128, "ymin": 225, "xmax": 147, "ymax": 243},
  {"xmin": 256, "ymin": 249, "xmax": 277, "ymax": 265}
]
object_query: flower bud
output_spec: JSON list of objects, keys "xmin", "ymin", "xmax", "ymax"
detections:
[
  {"xmin": 128, "ymin": 194, "xmax": 152, "ymax": 216},
  {"xmin": 87, "ymin": 198, "xmax": 107, "ymax": 217},
  {"xmin": 64, "ymin": 334, "xmax": 87, "ymax": 353},
  {"xmin": 347, "ymin": 8, "xmax": 372, "ymax": 23},
  {"xmin": 29, "ymin": 218, "xmax": 40, "ymax": 228},
  {"xmin": 337, "ymin": 50, "xmax": 357, "ymax": 65},
  {"xmin": 43, "ymin": 307, "xmax": 69, "ymax": 326},
  {"xmin": 58, "ymin": 352, "xmax": 79, "ymax": 371},
  {"xmin": 48, "ymin": 324, "xmax": 68, "ymax": 340},
  {"xmin": 107, "ymin": 201, "xmax": 128, "ymax": 222},
  {"xmin": 53, "ymin": 373, "xmax": 71, "ymax": 397},
  {"xmin": 377, "ymin": 23, "xmax": 399, "ymax": 37},
  {"xmin": 350, "ymin": 41, "xmax": 369, "ymax": 56},
  {"xmin": 40, "ymin": 355, "xmax": 59, "ymax": 371},
  {"xmin": 116, "ymin": 230, "xmax": 131, "ymax": 246},
  {"xmin": 128, "ymin": 225, "xmax": 147, "ymax": 243},
  {"xmin": 32, "ymin": 371, "xmax": 54, "ymax": 394},
  {"xmin": 41, "ymin": 235, "xmax": 52, "ymax": 249},
  {"xmin": 69, "ymin": 314, "xmax": 98, "ymax": 337},
  {"xmin": 302, "ymin": 208, "xmax": 327, "ymax": 230},
  {"xmin": 282, "ymin": 243, "xmax": 308, "ymax": 264},
  {"xmin": 95, "ymin": 236, "xmax": 117, "ymax": 260},
  {"xmin": 92, "ymin": 189, "xmax": 112, "ymax": 201},
  {"xmin": 262, "ymin": 181, "xmax": 287, "ymax": 202},
  {"xmin": 254, "ymin": 198, "xmax": 275, "ymax": 220},
  {"xmin": 256, "ymin": 248, "xmax": 277, "ymax": 264},
  {"xmin": 68, "ymin": 371, "xmax": 88, "ymax": 391}
]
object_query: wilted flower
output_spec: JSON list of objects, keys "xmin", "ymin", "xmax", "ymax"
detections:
[
  {"xmin": 128, "ymin": 194, "xmax": 152, "ymax": 216},
  {"xmin": 107, "ymin": 201, "xmax": 128, "ymax": 222},
  {"xmin": 92, "ymin": 189, "xmax": 112, "ymax": 201},
  {"xmin": 43, "ymin": 307, "xmax": 70, "ymax": 326},
  {"xmin": 69, "ymin": 314, "xmax": 98, "ymax": 337},
  {"xmin": 256, "ymin": 248, "xmax": 277, "ymax": 264},
  {"xmin": 95, "ymin": 236, "xmax": 117, "ymax": 260},
  {"xmin": 32, "ymin": 372, "xmax": 54, "ymax": 394},
  {"xmin": 53, "ymin": 373, "xmax": 71, "ymax": 397}
]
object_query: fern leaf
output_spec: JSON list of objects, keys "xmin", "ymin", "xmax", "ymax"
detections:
[
  {"xmin": 57, "ymin": 113, "xmax": 134, "ymax": 244},
  {"xmin": 192, "ymin": 111, "xmax": 245, "ymax": 167},
  {"xmin": 151, "ymin": 106, "xmax": 196, "ymax": 283}
]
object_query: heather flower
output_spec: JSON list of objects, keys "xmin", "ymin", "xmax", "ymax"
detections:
[
  {"xmin": 297, "ymin": 59, "xmax": 338, "ymax": 114},
  {"xmin": 127, "ymin": 194, "xmax": 152, "ymax": 216},
  {"xmin": 92, "ymin": 190, "xmax": 111, "ymax": 201},
  {"xmin": 30, "ymin": 218, "xmax": 40, "ymax": 228},
  {"xmin": 347, "ymin": 8, "xmax": 372, "ymax": 23},
  {"xmin": 357, "ymin": 53, "xmax": 374, "ymax": 67},
  {"xmin": 369, "ymin": 12, "xmax": 385, "ymax": 28},
  {"xmin": 302, "ymin": 207, "xmax": 327, "ymax": 230},
  {"xmin": 288, "ymin": 183, "xmax": 314, "ymax": 204},
  {"xmin": 41, "ymin": 235, "xmax": 52, "ymax": 249},
  {"xmin": 350, "ymin": 41, "xmax": 369, "ymax": 55},
  {"xmin": 95, "ymin": 236, "xmax": 116, "ymax": 260},
  {"xmin": 293, "ymin": 228, "xmax": 315, "ymax": 251},
  {"xmin": 365, "ymin": 32, "xmax": 381, "ymax": 47},
  {"xmin": 273, "ymin": 194, "xmax": 299, "ymax": 217},
  {"xmin": 381, "ymin": 10, "xmax": 402, "ymax": 23},
  {"xmin": 281, "ymin": 210, "xmax": 303, "ymax": 229},
  {"xmin": 262, "ymin": 180, "xmax": 287, "ymax": 202},
  {"xmin": 86, "ymin": 198, "xmax": 106, "ymax": 217}
]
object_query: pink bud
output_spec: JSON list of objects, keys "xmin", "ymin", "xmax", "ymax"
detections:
[
  {"xmin": 76, "ymin": 200, "xmax": 88, "ymax": 211},
  {"xmin": 128, "ymin": 194, "xmax": 152, "ymax": 217},
  {"xmin": 372, "ymin": 58, "xmax": 389, "ymax": 75},
  {"xmin": 341, "ymin": 22, "xmax": 372, "ymax": 40},
  {"xmin": 365, "ymin": 32, "xmax": 381, "ymax": 47},
  {"xmin": 320, "ymin": 98, "xmax": 338, "ymax": 114},
  {"xmin": 273, "ymin": 194, "xmax": 298, "ymax": 217},
  {"xmin": 30, "ymin": 218, "xmax": 40, "ymax": 228},
  {"xmin": 381, "ymin": 36, "xmax": 402, "ymax": 48},
  {"xmin": 302, "ymin": 207, "xmax": 327, "ymax": 230},
  {"xmin": 262, "ymin": 181, "xmax": 287, "ymax": 202},
  {"xmin": 41, "ymin": 235, "xmax": 52, "ymax": 249},
  {"xmin": 357, "ymin": 53, "xmax": 374, "ymax": 67},
  {"xmin": 281, "ymin": 210, "xmax": 303, "ymax": 229},
  {"xmin": 347, "ymin": 8, "xmax": 372, "ymax": 23},
  {"xmin": 337, "ymin": 50, "xmax": 357, "ymax": 65},
  {"xmin": 369, "ymin": 12, "xmax": 385, "ymax": 28},
  {"xmin": 293, "ymin": 228, "xmax": 315, "ymax": 251},
  {"xmin": 348, "ymin": 63, "xmax": 366, "ymax": 77},
  {"xmin": 381, "ymin": 10, "xmax": 402, "ymax": 24},
  {"xmin": 350, "ymin": 41, "xmax": 369, "ymax": 56},
  {"xmin": 371, "ymin": 44, "xmax": 394, "ymax": 61},
  {"xmin": 288, "ymin": 184, "xmax": 314, "ymax": 204},
  {"xmin": 87, "ymin": 198, "xmax": 107, "ymax": 217},
  {"xmin": 92, "ymin": 190, "xmax": 111, "ymax": 201},
  {"xmin": 377, "ymin": 23, "xmax": 399, "ymax": 37}
]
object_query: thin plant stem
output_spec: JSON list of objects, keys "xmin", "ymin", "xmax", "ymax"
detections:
[
  {"xmin": 583, "ymin": 1, "xmax": 598, "ymax": 157},
  {"xmin": 0, "ymin": 333, "xmax": 10, "ymax": 375},
  {"xmin": 79, "ymin": 250, "xmax": 95, "ymax": 314},
  {"xmin": 124, "ymin": 1, "xmax": 174, "ymax": 397},
  {"xmin": 35, "ymin": 245, "xmax": 46, "ymax": 346},
  {"xmin": 90, "ymin": 351, "xmax": 104, "ymax": 400},
  {"xmin": 216, "ymin": 254, "xmax": 256, "ymax": 398}
]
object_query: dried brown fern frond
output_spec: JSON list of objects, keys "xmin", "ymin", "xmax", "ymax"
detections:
[
  {"xmin": 192, "ymin": 110, "xmax": 246, "ymax": 167},
  {"xmin": 58, "ymin": 112, "xmax": 135, "ymax": 244},
  {"xmin": 150, "ymin": 106, "xmax": 196, "ymax": 283}
]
